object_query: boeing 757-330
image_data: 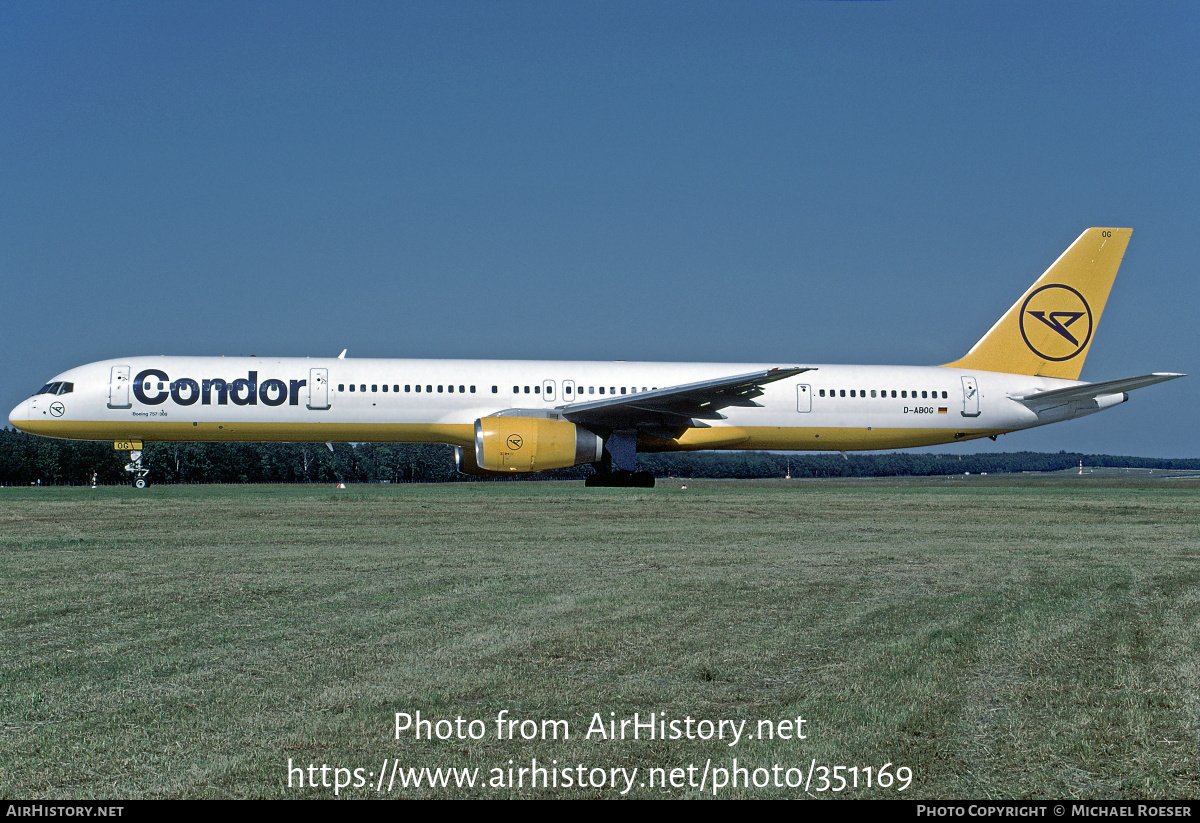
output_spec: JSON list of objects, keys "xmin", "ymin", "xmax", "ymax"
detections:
[{"xmin": 9, "ymin": 228, "xmax": 1183, "ymax": 487}]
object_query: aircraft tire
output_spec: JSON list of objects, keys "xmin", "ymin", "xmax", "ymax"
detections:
[
  {"xmin": 585, "ymin": 471, "xmax": 655, "ymax": 488},
  {"xmin": 133, "ymin": 477, "xmax": 149, "ymax": 489}
]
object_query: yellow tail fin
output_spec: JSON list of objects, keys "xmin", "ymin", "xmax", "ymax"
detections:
[{"xmin": 942, "ymin": 228, "xmax": 1132, "ymax": 379}]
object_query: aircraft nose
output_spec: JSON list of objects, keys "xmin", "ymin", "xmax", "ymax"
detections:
[{"xmin": 9, "ymin": 398, "xmax": 31, "ymax": 431}]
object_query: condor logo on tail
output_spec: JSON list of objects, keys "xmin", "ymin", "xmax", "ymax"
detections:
[
  {"xmin": 1019, "ymin": 284, "xmax": 1093, "ymax": 362},
  {"xmin": 1026, "ymin": 310, "xmax": 1085, "ymax": 344},
  {"xmin": 942, "ymin": 228, "xmax": 1128, "ymax": 379}
]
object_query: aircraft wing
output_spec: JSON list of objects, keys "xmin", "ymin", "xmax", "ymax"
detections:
[
  {"xmin": 558, "ymin": 366, "xmax": 811, "ymax": 436},
  {"xmin": 1013, "ymin": 373, "xmax": 1185, "ymax": 408}
]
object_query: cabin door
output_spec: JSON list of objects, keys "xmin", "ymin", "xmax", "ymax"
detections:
[
  {"xmin": 961, "ymin": 376, "xmax": 980, "ymax": 417},
  {"xmin": 108, "ymin": 366, "xmax": 131, "ymax": 409},
  {"xmin": 796, "ymin": 384, "xmax": 812, "ymax": 413},
  {"xmin": 308, "ymin": 368, "xmax": 331, "ymax": 410}
]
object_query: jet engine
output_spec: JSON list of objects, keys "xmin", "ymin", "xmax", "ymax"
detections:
[{"xmin": 474, "ymin": 416, "xmax": 603, "ymax": 473}]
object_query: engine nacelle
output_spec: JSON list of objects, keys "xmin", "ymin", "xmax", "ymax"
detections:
[{"xmin": 475, "ymin": 416, "xmax": 603, "ymax": 473}]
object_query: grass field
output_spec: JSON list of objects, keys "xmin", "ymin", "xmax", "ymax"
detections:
[{"xmin": 2, "ymin": 477, "xmax": 1198, "ymax": 799}]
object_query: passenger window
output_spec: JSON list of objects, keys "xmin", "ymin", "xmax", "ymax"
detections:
[
  {"xmin": 438, "ymin": 385, "xmax": 444, "ymax": 393},
  {"xmin": 871, "ymin": 390, "xmax": 877, "ymax": 398},
  {"xmin": 338, "ymin": 384, "xmax": 345, "ymax": 392},
  {"xmin": 460, "ymin": 385, "xmax": 466, "ymax": 393},
  {"xmin": 405, "ymin": 385, "xmax": 411, "ymax": 392},
  {"xmin": 839, "ymin": 390, "xmax": 845, "ymax": 397},
  {"xmin": 415, "ymin": 385, "xmax": 421, "ymax": 392},
  {"xmin": 524, "ymin": 386, "xmax": 530, "ymax": 394},
  {"xmin": 350, "ymin": 385, "xmax": 356, "ymax": 392},
  {"xmin": 599, "ymin": 387, "xmax": 605, "ymax": 394}
]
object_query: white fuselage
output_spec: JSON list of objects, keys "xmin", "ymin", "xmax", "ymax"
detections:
[{"xmin": 9, "ymin": 356, "xmax": 1114, "ymax": 453}]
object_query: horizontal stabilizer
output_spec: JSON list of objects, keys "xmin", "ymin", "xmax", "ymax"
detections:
[{"xmin": 1014, "ymin": 373, "xmax": 1184, "ymax": 407}]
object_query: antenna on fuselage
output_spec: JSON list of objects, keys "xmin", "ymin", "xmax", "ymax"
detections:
[{"xmin": 337, "ymin": 349, "xmax": 347, "ymax": 359}]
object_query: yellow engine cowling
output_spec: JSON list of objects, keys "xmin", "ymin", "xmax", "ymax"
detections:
[{"xmin": 475, "ymin": 416, "xmax": 604, "ymax": 472}]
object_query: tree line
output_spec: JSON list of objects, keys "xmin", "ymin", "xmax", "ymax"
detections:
[{"xmin": 2, "ymin": 427, "xmax": 1197, "ymax": 486}]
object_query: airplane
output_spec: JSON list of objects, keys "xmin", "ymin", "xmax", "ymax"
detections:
[{"xmin": 8, "ymin": 227, "xmax": 1184, "ymax": 488}]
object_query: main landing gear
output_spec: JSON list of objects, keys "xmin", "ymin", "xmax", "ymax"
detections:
[
  {"xmin": 586, "ymin": 440, "xmax": 655, "ymax": 487},
  {"xmin": 123, "ymin": 446, "xmax": 150, "ymax": 489},
  {"xmin": 585, "ymin": 470, "xmax": 655, "ymax": 488}
]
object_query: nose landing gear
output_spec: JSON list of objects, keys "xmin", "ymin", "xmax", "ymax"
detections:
[{"xmin": 118, "ymin": 441, "xmax": 150, "ymax": 489}]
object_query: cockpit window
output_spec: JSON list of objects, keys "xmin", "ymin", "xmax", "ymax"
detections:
[{"xmin": 35, "ymin": 382, "xmax": 73, "ymax": 396}]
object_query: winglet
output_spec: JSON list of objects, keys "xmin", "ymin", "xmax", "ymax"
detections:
[{"xmin": 943, "ymin": 228, "xmax": 1132, "ymax": 379}]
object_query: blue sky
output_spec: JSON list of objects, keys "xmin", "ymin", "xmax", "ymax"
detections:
[{"xmin": 3, "ymin": 1, "xmax": 1197, "ymax": 457}]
